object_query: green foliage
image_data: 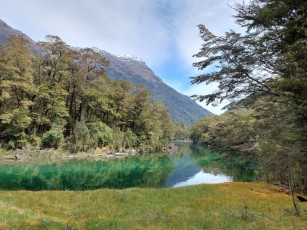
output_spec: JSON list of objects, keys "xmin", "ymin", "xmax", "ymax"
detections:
[
  {"xmin": 41, "ymin": 120, "xmax": 64, "ymax": 148},
  {"xmin": 109, "ymin": 128, "xmax": 139, "ymax": 151},
  {"xmin": 111, "ymin": 128, "xmax": 125, "ymax": 151},
  {"xmin": 191, "ymin": 26, "xmax": 275, "ymax": 105},
  {"xmin": 123, "ymin": 129, "xmax": 139, "ymax": 148},
  {"xmin": 0, "ymin": 36, "xmax": 35, "ymax": 148},
  {"xmin": 191, "ymin": 95, "xmax": 307, "ymax": 193},
  {"xmin": 68, "ymin": 122, "xmax": 91, "ymax": 153},
  {"xmin": 192, "ymin": 0, "xmax": 307, "ymax": 106},
  {"xmin": 191, "ymin": 0, "xmax": 307, "ymax": 195},
  {"xmin": 190, "ymin": 109, "xmax": 256, "ymax": 155},
  {"xmin": 0, "ymin": 108, "xmax": 32, "ymax": 149},
  {"xmin": 88, "ymin": 121, "xmax": 113, "ymax": 148},
  {"xmin": 174, "ymin": 123, "xmax": 190, "ymax": 140},
  {"xmin": 107, "ymin": 65, "xmax": 212, "ymax": 125},
  {"xmin": 0, "ymin": 35, "xmax": 175, "ymax": 152},
  {"xmin": 42, "ymin": 129, "xmax": 63, "ymax": 148}
]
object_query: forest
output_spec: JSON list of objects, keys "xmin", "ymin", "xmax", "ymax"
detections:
[
  {"xmin": 190, "ymin": 0, "xmax": 307, "ymax": 196},
  {"xmin": 0, "ymin": 35, "xmax": 176, "ymax": 153}
]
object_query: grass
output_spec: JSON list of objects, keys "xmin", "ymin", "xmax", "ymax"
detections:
[{"xmin": 0, "ymin": 182, "xmax": 306, "ymax": 229}]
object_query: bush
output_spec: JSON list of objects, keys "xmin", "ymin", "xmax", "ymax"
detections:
[
  {"xmin": 1, "ymin": 108, "xmax": 31, "ymax": 149},
  {"xmin": 41, "ymin": 119, "xmax": 64, "ymax": 148},
  {"xmin": 88, "ymin": 122, "xmax": 113, "ymax": 148},
  {"xmin": 8, "ymin": 141, "xmax": 15, "ymax": 150},
  {"xmin": 67, "ymin": 122, "xmax": 90, "ymax": 153},
  {"xmin": 29, "ymin": 135, "xmax": 41, "ymax": 147},
  {"xmin": 42, "ymin": 128, "xmax": 64, "ymax": 148},
  {"xmin": 111, "ymin": 129, "xmax": 125, "ymax": 151},
  {"xmin": 123, "ymin": 129, "xmax": 139, "ymax": 148}
]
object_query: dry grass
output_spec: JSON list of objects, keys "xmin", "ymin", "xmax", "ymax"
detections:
[{"xmin": 0, "ymin": 182, "xmax": 306, "ymax": 229}]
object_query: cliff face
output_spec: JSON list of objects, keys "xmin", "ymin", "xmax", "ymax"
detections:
[{"xmin": 0, "ymin": 19, "xmax": 212, "ymax": 124}]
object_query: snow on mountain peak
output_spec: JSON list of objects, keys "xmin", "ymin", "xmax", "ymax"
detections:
[{"xmin": 115, "ymin": 54, "xmax": 143, "ymax": 62}]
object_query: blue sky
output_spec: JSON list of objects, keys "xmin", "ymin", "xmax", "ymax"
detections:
[{"xmin": 0, "ymin": 0, "xmax": 245, "ymax": 114}]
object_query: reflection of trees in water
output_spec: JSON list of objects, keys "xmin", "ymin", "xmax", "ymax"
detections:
[
  {"xmin": 0, "ymin": 145, "xmax": 255, "ymax": 191},
  {"xmin": 0, "ymin": 155, "xmax": 174, "ymax": 190},
  {"xmin": 165, "ymin": 154, "xmax": 202, "ymax": 187},
  {"xmin": 190, "ymin": 145, "xmax": 256, "ymax": 182}
]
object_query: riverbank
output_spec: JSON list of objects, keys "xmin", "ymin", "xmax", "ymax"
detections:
[
  {"xmin": 0, "ymin": 143, "xmax": 179, "ymax": 162},
  {"xmin": 0, "ymin": 182, "xmax": 306, "ymax": 229},
  {"xmin": 0, "ymin": 148, "xmax": 132, "ymax": 162}
]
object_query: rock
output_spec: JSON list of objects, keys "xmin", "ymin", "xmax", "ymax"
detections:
[
  {"xmin": 63, "ymin": 156, "xmax": 75, "ymax": 159},
  {"xmin": 114, "ymin": 152, "xmax": 127, "ymax": 157},
  {"xmin": 0, "ymin": 155, "xmax": 17, "ymax": 160},
  {"xmin": 106, "ymin": 153, "xmax": 115, "ymax": 158},
  {"xmin": 161, "ymin": 143, "xmax": 178, "ymax": 153}
]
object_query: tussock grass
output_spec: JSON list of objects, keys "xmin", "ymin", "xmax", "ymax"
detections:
[{"xmin": 0, "ymin": 182, "xmax": 306, "ymax": 229}]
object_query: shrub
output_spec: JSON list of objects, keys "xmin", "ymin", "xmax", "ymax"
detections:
[
  {"xmin": 42, "ymin": 128, "xmax": 64, "ymax": 148},
  {"xmin": 123, "ymin": 129, "xmax": 139, "ymax": 148},
  {"xmin": 111, "ymin": 129, "xmax": 125, "ymax": 151},
  {"xmin": 68, "ymin": 122, "xmax": 90, "ymax": 153},
  {"xmin": 41, "ymin": 119, "xmax": 64, "ymax": 148},
  {"xmin": 88, "ymin": 122, "xmax": 113, "ymax": 148}
]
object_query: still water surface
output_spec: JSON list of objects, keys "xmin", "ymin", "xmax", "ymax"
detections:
[{"xmin": 0, "ymin": 144, "xmax": 255, "ymax": 190}]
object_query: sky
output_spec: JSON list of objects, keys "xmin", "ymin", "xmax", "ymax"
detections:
[{"xmin": 0, "ymin": 0, "xmax": 246, "ymax": 114}]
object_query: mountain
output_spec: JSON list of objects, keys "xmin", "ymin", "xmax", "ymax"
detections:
[
  {"xmin": 0, "ymin": 19, "xmax": 212, "ymax": 124},
  {"xmin": 99, "ymin": 51, "xmax": 213, "ymax": 124},
  {"xmin": 0, "ymin": 19, "xmax": 33, "ymax": 49}
]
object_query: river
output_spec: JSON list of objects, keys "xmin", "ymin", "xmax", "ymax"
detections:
[{"xmin": 0, "ymin": 143, "xmax": 255, "ymax": 190}]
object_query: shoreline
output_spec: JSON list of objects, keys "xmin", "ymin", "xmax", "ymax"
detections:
[{"xmin": 0, "ymin": 143, "xmax": 179, "ymax": 162}]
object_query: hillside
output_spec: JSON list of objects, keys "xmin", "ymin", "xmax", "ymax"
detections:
[
  {"xmin": 0, "ymin": 19, "xmax": 33, "ymax": 50},
  {"xmin": 100, "ymin": 50, "xmax": 213, "ymax": 124},
  {"xmin": 0, "ymin": 19, "xmax": 212, "ymax": 124}
]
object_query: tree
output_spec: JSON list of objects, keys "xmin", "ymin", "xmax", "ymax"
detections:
[
  {"xmin": 33, "ymin": 35, "xmax": 71, "ymax": 135},
  {"xmin": 68, "ymin": 122, "xmax": 91, "ymax": 152},
  {"xmin": 0, "ymin": 34, "xmax": 175, "ymax": 152},
  {"xmin": 191, "ymin": 0, "xmax": 306, "ymax": 214},
  {"xmin": 0, "ymin": 36, "xmax": 36, "ymax": 147},
  {"xmin": 191, "ymin": 24, "xmax": 278, "ymax": 106},
  {"xmin": 233, "ymin": 0, "xmax": 307, "ymax": 149},
  {"xmin": 192, "ymin": 0, "xmax": 306, "ymax": 105},
  {"xmin": 190, "ymin": 109, "xmax": 255, "ymax": 155},
  {"xmin": 68, "ymin": 47, "xmax": 109, "ymax": 124}
]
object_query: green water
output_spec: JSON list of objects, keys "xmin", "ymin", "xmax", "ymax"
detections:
[{"xmin": 0, "ymin": 144, "xmax": 255, "ymax": 190}]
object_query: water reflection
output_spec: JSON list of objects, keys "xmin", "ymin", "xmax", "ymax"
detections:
[
  {"xmin": 0, "ymin": 155, "xmax": 173, "ymax": 190},
  {"xmin": 0, "ymin": 144, "xmax": 255, "ymax": 190},
  {"xmin": 173, "ymin": 171, "xmax": 233, "ymax": 188},
  {"xmin": 165, "ymin": 153, "xmax": 233, "ymax": 188},
  {"xmin": 190, "ymin": 144, "xmax": 256, "ymax": 182}
]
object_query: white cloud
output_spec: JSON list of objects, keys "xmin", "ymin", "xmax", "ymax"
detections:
[
  {"xmin": 0, "ymin": 0, "xmax": 172, "ymax": 66},
  {"xmin": 165, "ymin": 0, "xmax": 243, "ymax": 69},
  {"xmin": 0, "ymin": 0, "xmax": 243, "ymax": 65}
]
